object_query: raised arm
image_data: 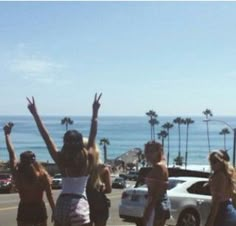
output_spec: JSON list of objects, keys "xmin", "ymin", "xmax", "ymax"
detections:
[
  {"xmin": 87, "ymin": 93, "xmax": 102, "ymax": 149},
  {"xmin": 3, "ymin": 122, "xmax": 17, "ymax": 173},
  {"xmin": 27, "ymin": 97, "xmax": 59, "ymax": 165}
]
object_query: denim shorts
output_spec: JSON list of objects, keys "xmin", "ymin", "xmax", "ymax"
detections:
[
  {"xmin": 154, "ymin": 193, "xmax": 171, "ymax": 220},
  {"xmin": 214, "ymin": 199, "xmax": 236, "ymax": 226}
]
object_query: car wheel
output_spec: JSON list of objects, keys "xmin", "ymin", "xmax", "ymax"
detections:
[{"xmin": 177, "ymin": 209, "xmax": 200, "ymax": 226}]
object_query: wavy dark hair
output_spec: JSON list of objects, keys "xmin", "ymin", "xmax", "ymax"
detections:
[{"xmin": 59, "ymin": 130, "xmax": 88, "ymax": 170}]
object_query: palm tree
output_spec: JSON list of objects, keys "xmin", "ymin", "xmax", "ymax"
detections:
[
  {"xmin": 173, "ymin": 117, "xmax": 185, "ymax": 159},
  {"xmin": 162, "ymin": 122, "xmax": 174, "ymax": 166},
  {"xmin": 203, "ymin": 109, "xmax": 213, "ymax": 153},
  {"xmin": 157, "ymin": 130, "xmax": 168, "ymax": 147},
  {"xmin": 219, "ymin": 128, "xmax": 230, "ymax": 150},
  {"xmin": 99, "ymin": 138, "xmax": 110, "ymax": 163},
  {"xmin": 61, "ymin": 117, "xmax": 74, "ymax": 131},
  {"xmin": 149, "ymin": 118, "xmax": 159, "ymax": 140},
  {"xmin": 146, "ymin": 110, "xmax": 159, "ymax": 140},
  {"xmin": 183, "ymin": 118, "xmax": 194, "ymax": 169}
]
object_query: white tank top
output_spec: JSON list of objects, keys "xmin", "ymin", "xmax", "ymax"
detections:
[{"xmin": 61, "ymin": 176, "xmax": 88, "ymax": 196}]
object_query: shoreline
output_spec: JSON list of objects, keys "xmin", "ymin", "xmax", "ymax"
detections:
[
  {"xmin": 0, "ymin": 161, "xmax": 59, "ymax": 176},
  {"xmin": 0, "ymin": 154, "xmax": 211, "ymax": 176}
]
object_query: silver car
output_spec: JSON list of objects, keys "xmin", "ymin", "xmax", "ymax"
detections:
[
  {"xmin": 119, "ymin": 176, "xmax": 211, "ymax": 226},
  {"xmin": 51, "ymin": 173, "xmax": 62, "ymax": 189}
]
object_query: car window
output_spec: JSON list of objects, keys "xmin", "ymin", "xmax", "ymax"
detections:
[
  {"xmin": 168, "ymin": 179, "xmax": 185, "ymax": 190},
  {"xmin": 54, "ymin": 174, "xmax": 62, "ymax": 179},
  {"xmin": 128, "ymin": 171, "xmax": 138, "ymax": 175},
  {"xmin": 0, "ymin": 175, "xmax": 11, "ymax": 179},
  {"xmin": 115, "ymin": 178, "xmax": 123, "ymax": 182},
  {"xmin": 187, "ymin": 181, "xmax": 210, "ymax": 196}
]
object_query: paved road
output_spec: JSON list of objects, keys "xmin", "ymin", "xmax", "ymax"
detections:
[{"xmin": 0, "ymin": 186, "xmax": 136, "ymax": 226}]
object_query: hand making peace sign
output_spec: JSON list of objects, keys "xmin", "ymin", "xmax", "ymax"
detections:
[
  {"xmin": 93, "ymin": 93, "xmax": 102, "ymax": 116},
  {"xmin": 26, "ymin": 96, "xmax": 38, "ymax": 116}
]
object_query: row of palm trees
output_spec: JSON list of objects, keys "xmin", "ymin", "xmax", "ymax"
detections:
[
  {"xmin": 202, "ymin": 109, "xmax": 231, "ymax": 150},
  {"xmin": 60, "ymin": 111, "xmax": 231, "ymax": 168},
  {"xmin": 61, "ymin": 117, "xmax": 110, "ymax": 163},
  {"xmin": 146, "ymin": 110, "xmax": 195, "ymax": 167},
  {"xmin": 146, "ymin": 109, "xmax": 232, "ymax": 167}
]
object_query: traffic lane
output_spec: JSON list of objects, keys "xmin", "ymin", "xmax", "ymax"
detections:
[
  {"xmin": 0, "ymin": 190, "xmax": 61, "ymax": 226},
  {"xmin": 0, "ymin": 188, "xmax": 136, "ymax": 226},
  {"xmin": 0, "ymin": 193, "xmax": 19, "ymax": 226},
  {"xmin": 107, "ymin": 187, "xmax": 135, "ymax": 226},
  {"xmin": 0, "ymin": 192, "xmax": 19, "ymax": 208}
]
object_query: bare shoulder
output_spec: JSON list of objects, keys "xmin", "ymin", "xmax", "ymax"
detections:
[
  {"xmin": 100, "ymin": 164, "xmax": 111, "ymax": 175},
  {"xmin": 150, "ymin": 162, "xmax": 168, "ymax": 179},
  {"xmin": 159, "ymin": 161, "xmax": 169, "ymax": 177},
  {"xmin": 40, "ymin": 171, "xmax": 51, "ymax": 186}
]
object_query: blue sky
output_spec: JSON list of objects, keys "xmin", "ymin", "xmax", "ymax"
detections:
[{"xmin": 1, "ymin": 2, "xmax": 236, "ymax": 116}]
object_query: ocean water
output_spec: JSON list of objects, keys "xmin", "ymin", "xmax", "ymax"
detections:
[{"xmin": 0, "ymin": 116, "xmax": 236, "ymax": 166}]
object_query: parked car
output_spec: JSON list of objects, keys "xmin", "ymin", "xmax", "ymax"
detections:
[
  {"xmin": 126, "ymin": 171, "xmax": 139, "ymax": 181},
  {"xmin": 112, "ymin": 177, "xmax": 127, "ymax": 189},
  {"xmin": 0, "ymin": 173, "xmax": 13, "ymax": 193},
  {"xmin": 119, "ymin": 173, "xmax": 128, "ymax": 180},
  {"xmin": 51, "ymin": 173, "xmax": 62, "ymax": 189},
  {"xmin": 119, "ymin": 176, "xmax": 211, "ymax": 226}
]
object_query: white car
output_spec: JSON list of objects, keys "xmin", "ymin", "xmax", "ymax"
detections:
[
  {"xmin": 119, "ymin": 176, "xmax": 211, "ymax": 226},
  {"xmin": 51, "ymin": 173, "xmax": 62, "ymax": 189}
]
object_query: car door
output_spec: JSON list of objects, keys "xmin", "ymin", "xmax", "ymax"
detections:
[{"xmin": 187, "ymin": 181, "xmax": 211, "ymax": 225}]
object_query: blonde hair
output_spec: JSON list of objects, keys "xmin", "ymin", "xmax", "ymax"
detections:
[
  {"xmin": 83, "ymin": 138, "xmax": 104, "ymax": 190},
  {"xmin": 209, "ymin": 150, "xmax": 236, "ymax": 194}
]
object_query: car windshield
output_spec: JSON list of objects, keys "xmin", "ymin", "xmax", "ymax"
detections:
[
  {"xmin": 0, "ymin": 175, "xmax": 10, "ymax": 179},
  {"xmin": 115, "ymin": 178, "xmax": 123, "ymax": 182},
  {"xmin": 128, "ymin": 171, "xmax": 137, "ymax": 175},
  {"xmin": 54, "ymin": 174, "xmax": 62, "ymax": 179}
]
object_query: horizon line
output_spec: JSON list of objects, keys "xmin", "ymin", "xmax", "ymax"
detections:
[{"xmin": 0, "ymin": 114, "xmax": 235, "ymax": 117}]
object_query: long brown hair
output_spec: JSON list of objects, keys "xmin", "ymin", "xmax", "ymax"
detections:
[
  {"xmin": 16, "ymin": 151, "xmax": 50, "ymax": 188},
  {"xmin": 58, "ymin": 130, "xmax": 88, "ymax": 172}
]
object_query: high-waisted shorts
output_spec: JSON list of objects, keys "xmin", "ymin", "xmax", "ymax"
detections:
[
  {"xmin": 154, "ymin": 193, "xmax": 171, "ymax": 221},
  {"xmin": 54, "ymin": 193, "xmax": 90, "ymax": 226}
]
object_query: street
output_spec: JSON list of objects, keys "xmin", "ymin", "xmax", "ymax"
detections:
[{"xmin": 0, "ymin": 187, "xmax": 136, "ymax": 226}]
